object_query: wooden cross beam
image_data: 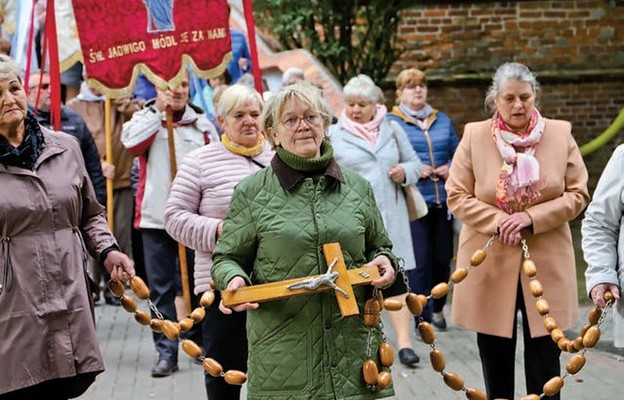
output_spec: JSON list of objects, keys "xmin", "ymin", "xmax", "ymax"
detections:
[{"xmin": 221, "ymin": 243, "xmax": 381, "ymax": 317}]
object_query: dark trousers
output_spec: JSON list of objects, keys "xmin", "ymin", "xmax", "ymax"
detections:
[
  {"xmin": 202, "ymin": 291, "xmax": 247, "ymax": 400},
  {"xmin": 408, "ymin": 206, "xmax": 454, "ymax": 322},
  {"xmin": 141, "ymin": 228, "xmax": 198, "ymax": 362},
  {"xmin": 477, "ymin": 284, "xmax": 561, "ymax": 400}
]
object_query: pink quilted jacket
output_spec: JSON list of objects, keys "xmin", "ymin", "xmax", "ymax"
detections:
[{"xmin": 164, "ymin": 141, "xmax": 274, "ymax": 294}]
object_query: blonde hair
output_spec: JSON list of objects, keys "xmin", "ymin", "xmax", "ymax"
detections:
[
  {"xmin": 0, "ymin": 54, "xmax": 22, "ymax": 82},
  {"xmin": 261, "ymin": 80, "xmax": 332, "ymax": 147},
  {"xmin": 216, "ymin": 84, "xmax": 263, "ymax": 119},
  {"xmin": 395, "ymin": 68, "xmax": 426, "ymax": 90},
  {"xmin": 343, "ymin": 74, "xmax": 384, "ymax": 104}
]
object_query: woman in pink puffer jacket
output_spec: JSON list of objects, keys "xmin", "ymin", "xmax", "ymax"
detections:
[{"xmin": 164, "ymin": 84, "xmax": 273, "ymax": 400}]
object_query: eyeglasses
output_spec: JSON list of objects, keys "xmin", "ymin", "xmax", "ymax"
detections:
[
  {"xmin": 402, "ymin": 82, "xmax": 426, "ymax": 90},
  {"xmin": 280, "ymin": 113, "xmax": 321, "ymax": 130},
  {"xmin": 29, "ymin": 83, "xmax": 50, "ymax": 91}
]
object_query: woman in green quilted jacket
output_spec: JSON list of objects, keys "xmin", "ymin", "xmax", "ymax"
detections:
[{"xmin": 211, "ymin": 81, "xmax": 398, "ymax": 400}]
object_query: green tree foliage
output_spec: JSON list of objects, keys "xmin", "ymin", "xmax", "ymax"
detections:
[{"xmin": 253, "ymin": 0, "xmax": 413, "ymax": 85}]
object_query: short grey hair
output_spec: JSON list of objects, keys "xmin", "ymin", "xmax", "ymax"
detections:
[
  {"xmin": 216, "ymin": 84, "xmax": 263, "ymax": 119},
  {"xmin": 485, "ymin": 62, "xmax": 541, "ymax": 115},
  {"xmin": 261, "ymin": 80, "xmax": 332, "ymax": 147},
  {"xmin": 342, "ymin": 74, "xmax": 385, "ymax": 104},
  {"xmin": 0, "ymin": 54, "xmax": 22, "ymax": 82}
]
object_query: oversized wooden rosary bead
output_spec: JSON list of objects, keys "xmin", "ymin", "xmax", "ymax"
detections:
[
  {"xmin": 469, "ymin": 249, "xmax": 486, "ymax": 266},
  {"xmin": 120, "ymin": 295, "xmax": 138, "ymax": 313},
  {"xmin": 604, "ymin": 290, "xmax": 614, "ymax": 302},
  {"xmin": 522, "ymin": 259, "xmax": 537, "ymax": 278},
  {"xmin": 383, "ymin": 299, "xmax": 403, "ymax": 311},
  {"xmin": 443, "ymin": 372, "xmax": 464, "ymax": 391},
  {"xmin": 520, "ymin": 394, "xmax": 540, "ymax": 400},
  {"xmin": 450, "ymin": 267, "xmax": 468, "ymax": 284},
  {"xmin": 543, "ymin": 316, "xmax": 557, "ymax": 332},
  {"xmin": 579, "ymin": 323, "xmax": 591, "ymax": 338},
  {"xmin": 588, "ymin": 307, "xmax": 601, "ymax": 326},
  {"xmin": 431, "ymin": 283, "xmax": 449, "ymax": 299},
  {"xmin": 375, "ymin": 291, "xmax": 384, "ymax": 311},
  {"xmin": 418, "ymin": 322, "xmax": 436, "ymax": 344},
  {"xmin": 182, "ymin": 339, "xmax": 202, "ymax": 359},
  {"xmin": 200, "ymin": 290, "xmax": 216, "ymax": 307},
  {"xmin": 565, "ymin": 340, "xmax": 578, "ymax": 353},
  {"xmin": 405, "ymin": 293, "xmax": 423, "ymax": 316},
  {"xmin": 378, "ymin": 342, "xmax": 394, "ymax": 367},
  {"xmin": 566, "ymin": 354, "xmax": 586, "ymax": 375},
  {"xmin": 150, "ymin": 318, "xmax": 164, "ymax": 332},
  {"xmin": 362, "ymin": 359, "xmax": 379, "ymax": 385},
  {"xmin": 190, "ymin": 307, "xmax": 206, "ymax": 324},
  {"xmin": 363, "ymin": 298, "xmax": 381, "ymax": 327},
  {"xmin": 582, "ymin": 326, "xmax": 601, "ymax": 348},
  {"xmin": 465, "ymin": 387, "xmax": 487, "ymax": 400},
  {"xmin": 108, "ymin": 280, "xmax": 125, "ymax": 297},
  {"xmin": 224, "ymin": 370, "xmax": 248, "ymax": 385},
  {"xmin": 572, "ymin": 337, "xmax": 584, "ymax": 351},
  {"xmin": 543, "ymin": 376, "xmax": 564, "ymax": 397},
  {"xmin": 161, "ymin": 320, "xmax": 180, "ymax": 341},
  {"xmin": 535, "ymin": 298, "xmax": 550, "ymax": 316},
  {"xmin": 550, "ymin": 328, "xmax": 565, "ymax": 343},
  {"xmin": 557, "ymin": 337, "xmax": 570, "ymax": 352},
  {"xmin": 528, "ymin": 279, "xmax": 543, "ymax": 297},
  {"xmin": 134, "ymin": 310, "xmax": 151, "ymax": 325},
  {"xmin": 129, "ymin": 276, "xmax": 150, "ymax": 300},
  {"xmin": 375, "ymin": 371, "xmax": 392, "ymax": 392},
  {"xmin": 178, "ymin": 317, "xmax": 195, "ymax": 332},
  {"xmin": 203, "ymin": 357, "xmax": 223, "ymax": 377},
  {"xmin": 429, "ymin": 349, "xmax": 445, "ymax": 372}
]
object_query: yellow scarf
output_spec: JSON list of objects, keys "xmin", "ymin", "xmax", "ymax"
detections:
[{"xmin": 221, "ymin": 133, "xmax": 265, "ymax": 157}]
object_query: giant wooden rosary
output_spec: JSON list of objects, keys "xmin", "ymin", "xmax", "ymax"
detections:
[
  {"xmin": 107, "ymin": 237, "xmax": 614, "ymax": 398},
  {"xmin": 374, "ymin": 234, "xmax": 615, "ymax": 400}
]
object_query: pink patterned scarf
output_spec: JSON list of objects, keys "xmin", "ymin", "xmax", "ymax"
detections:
[
  {"xmin": 491, "ymin": 109, "xmax": 545, "ymax": 214},
  {"xmin": 340, "ymin": 105, "xmax": 387, "ymax": 149}
]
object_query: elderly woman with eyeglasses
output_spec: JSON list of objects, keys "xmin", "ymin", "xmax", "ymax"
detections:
[
  {"xmin": 388, "ymin": 68, "xmax": 459, "ymax": 330},
  {"xmin": 211, "ymin": 81, "xmax": 398, "ymax": 399}
]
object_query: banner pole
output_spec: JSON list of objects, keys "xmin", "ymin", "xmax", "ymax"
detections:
[{"xmin": 165, "ymin": 105, "xmax": 192, "ymax": 315}]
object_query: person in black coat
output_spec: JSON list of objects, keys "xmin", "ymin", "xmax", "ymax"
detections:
[{"xmin": 27, "ymin": 72, "xmax": 106, "ymax": 205}]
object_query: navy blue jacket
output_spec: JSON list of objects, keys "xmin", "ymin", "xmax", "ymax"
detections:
[
  {"xmin": 388, "ymin": 107, "xmax": 459, "ymax": 206},
  {"xmin": 29, "ymin": 105, "xmax": 106, "ymax": 206}
]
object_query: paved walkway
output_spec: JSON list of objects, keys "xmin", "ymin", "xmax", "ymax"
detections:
[{"xmin": 79, "ymin": 300, "xmax": 624, "ymax": 400}]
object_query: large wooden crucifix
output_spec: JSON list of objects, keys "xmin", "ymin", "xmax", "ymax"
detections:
[{"xmin": 221, "ymin": 243, "xmax": 381, "ymax": 317}]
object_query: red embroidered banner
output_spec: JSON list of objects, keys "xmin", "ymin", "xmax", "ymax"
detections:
[{"xmin": 71, "ymin": 0, "xmax": 232, "ymax": 98}]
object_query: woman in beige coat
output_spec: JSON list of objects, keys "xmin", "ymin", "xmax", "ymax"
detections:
[
  {"xmin": 0, "ymin": 55, "xmax": 134, "ymax": 399},
  {"xmin": 445, "ymin": 62, "xmax": 589, "ymax": 400}
]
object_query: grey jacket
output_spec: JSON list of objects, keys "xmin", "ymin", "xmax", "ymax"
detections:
[
  {"xmin": 582, "ymin": 144, "xmax": 624, "ymax": 347},
  {"xmin": 330, "ymin": 118, "xmax": 422, "ymax": 270}
]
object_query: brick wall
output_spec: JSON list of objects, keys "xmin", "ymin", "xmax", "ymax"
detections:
[{"xmin": 386, "ymin": 0, "xmax": 624, "ymax": 191}]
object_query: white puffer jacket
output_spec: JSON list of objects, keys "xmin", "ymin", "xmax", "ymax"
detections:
[{"xmin": 582, "ymin": 144, "xmax": 624, "ymax": 348}]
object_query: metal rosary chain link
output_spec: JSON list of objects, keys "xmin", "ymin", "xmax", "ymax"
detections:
[{"xmin": 147, "ymin": 299, "xmax": 165, "ymax": 320}]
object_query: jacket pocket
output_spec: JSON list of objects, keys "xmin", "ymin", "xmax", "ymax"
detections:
[{"xmin": 248, "ymin": 317, "xmax": 313, "ymax": 395}]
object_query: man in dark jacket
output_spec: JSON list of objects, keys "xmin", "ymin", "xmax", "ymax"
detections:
[{"xmin": 27, "ymin": 72, "xmax": 106, "ymax": 205}]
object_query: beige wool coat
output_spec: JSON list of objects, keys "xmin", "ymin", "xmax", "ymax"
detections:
[
  {"xmin": 0, "ymin": 128, "xmax": 116, "ymax": 394},
  {"xmin": 446, "ymin": 118, "xmax": 589, "ymax": 338}
]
